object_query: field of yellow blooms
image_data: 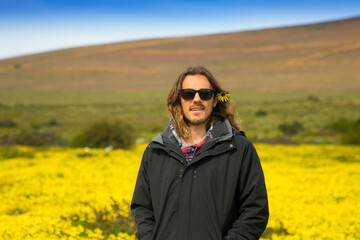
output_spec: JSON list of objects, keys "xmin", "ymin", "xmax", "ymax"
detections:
[{"xmin": 1, "ymin": 143, "xmax": 359, "ymax": 240}]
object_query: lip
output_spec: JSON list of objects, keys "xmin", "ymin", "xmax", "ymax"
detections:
[{"xmin": 190, "ymin": 106, "xmax": 205, "ymax": 111}]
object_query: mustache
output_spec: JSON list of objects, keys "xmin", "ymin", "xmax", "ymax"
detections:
[{"xmin": 190, "ymin": 104, "xmax": 205, "ymax": 109}]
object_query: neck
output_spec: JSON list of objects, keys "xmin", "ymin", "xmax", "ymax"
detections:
[{"xmin": 183, "ymin": 124, "xmax": 207, "ymax": 146}]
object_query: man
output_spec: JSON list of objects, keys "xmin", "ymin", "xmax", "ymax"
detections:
[{"xmin": 131, "ymin": 66, "xmax": 269, "ymax": 240}]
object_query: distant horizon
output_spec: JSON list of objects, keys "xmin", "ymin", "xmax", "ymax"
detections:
[
  {"xmin": 1, "ymin": 0, "xmax": 359, "ymax": 60},
  {"xmin": 2, "ymin": 15, "xmax": 359, "ymax": 61}
]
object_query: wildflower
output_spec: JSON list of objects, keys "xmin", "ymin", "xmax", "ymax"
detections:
[
  {"xmin": 216, "ymin": 91, "xmax": 230, "ymax": 102},
  {"xmin": 1, "ymin": 144, "xmax": 359, "ymax": 239}
]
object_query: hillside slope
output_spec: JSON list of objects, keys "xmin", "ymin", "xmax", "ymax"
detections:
[{"xmin": 0, "ymin": 17, "xmax": 359, "ymax": 91}]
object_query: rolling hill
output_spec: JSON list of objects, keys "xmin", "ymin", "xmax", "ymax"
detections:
[{"xmin": 0, "ymin": 16, "xmax": 359, "ymax": 92}]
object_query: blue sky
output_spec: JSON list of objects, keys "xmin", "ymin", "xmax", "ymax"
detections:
[{"xmin": 0, "ymin": 0, "xmax": 359, "ymax": 60}]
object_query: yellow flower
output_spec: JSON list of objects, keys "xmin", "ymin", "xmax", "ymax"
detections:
[
  {"xmin": 216, "ymin": 91, "xmax": 230, "ymax": 102},
  {"xmin": 1, "ymin": 144, "xmax": 360, "ymax": 239}
]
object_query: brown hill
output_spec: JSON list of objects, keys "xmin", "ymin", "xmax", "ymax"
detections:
[{"xmin": 0, "ymin": 17, "xmax": 359, "ymax": 91}]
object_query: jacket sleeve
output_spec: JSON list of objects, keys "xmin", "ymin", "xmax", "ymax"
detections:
[
  {"xmin": 225, "ymin": 140, "xmax": 269, "ymax": 240},
  {"xmin": 131, "ymin": 146, "xmax": 155, "ymax": 240}
]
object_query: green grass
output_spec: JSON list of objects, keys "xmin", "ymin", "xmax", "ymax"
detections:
[
  {"xmin": 1, "ymin": 90, "xmax": 359, "ymax": 145},
  {"xmin": 232, "ymin": 91, "xmax": 360, "ymax": 143}
]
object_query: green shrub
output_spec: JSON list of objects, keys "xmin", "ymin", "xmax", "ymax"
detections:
[
  {"xmin": 254, "ymin": 109, "xmax": 268, "ymax": 117},
  {"xmin": 0, "ymin": 146, "xmax": 35, "ymax": 160},
  {"xmin": 330, "ymin": 118, "xmax": 350, "ymax": 132},
  {"xmin": 0, "ymin": 119, "xmax": 17, "ymax": 128},
  {"xmin": 19, "ymin": 129, "xmax": 66, "ymax": 146},
  {"xmin": 331, "ymin": 118, "xmax": 360, "ymax": 144},
  {"xmin": 0, "ymin": 128, "xmax": 66, "ymax": 146},
  {"xmin": 46, "ymin": 119, "xmax": 60, "ymax": 126},
  {"xmin": 307, "ymin": 95, "xmax": 319, "ymax": 102},
  {"xmin": 72, "ymin": 120, "xmax": 135, "ymax": 149},
  {"xmin": 278, "ymin": 121, "xmax": 304, "ymax": 136}
]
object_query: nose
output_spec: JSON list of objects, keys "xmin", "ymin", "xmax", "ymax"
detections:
[{"xmin": 193, "ymin": 92, "xmax": 201, "ymax": 102}]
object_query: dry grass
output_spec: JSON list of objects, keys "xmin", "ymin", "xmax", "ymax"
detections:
[{"xmin": 0, "ymin": 17, "xmax": 359, "ymax": 91}]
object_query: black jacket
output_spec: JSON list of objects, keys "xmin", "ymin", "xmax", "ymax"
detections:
[{"xmin": 131, "ymin": 119, "xmax": 269, "ymax": 240}]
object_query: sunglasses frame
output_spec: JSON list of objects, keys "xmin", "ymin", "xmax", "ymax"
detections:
[{"xmin": 180, "ymin": 88, "xmax": 215, "ymax": 101}]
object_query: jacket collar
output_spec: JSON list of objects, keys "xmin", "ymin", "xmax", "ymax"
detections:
[
  {"xmin": 151, "ymin": 119, "xmax": 246, "ymax": 165},
  {"xmin": 152, "ymin": 119, "xmax": 243, "ymax": 146}
]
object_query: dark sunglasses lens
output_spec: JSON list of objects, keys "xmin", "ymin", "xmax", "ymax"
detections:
[
  {"xmin": 199, "ymin": 90, "xmax": 214, "ymax": 100},
  {"xmin": 181, "ymin": 90, "xmax": 196, "ymax": 100}
]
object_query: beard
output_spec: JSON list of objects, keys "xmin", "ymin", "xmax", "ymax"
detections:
[{"xmin": 183, "ymin": 112, "xmax": 212, "ymax": 126}]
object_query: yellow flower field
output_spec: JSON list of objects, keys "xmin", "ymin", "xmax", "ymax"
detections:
[{"xmin": 0, "ymin": 144, "xmax": 359, "ymax": 239}]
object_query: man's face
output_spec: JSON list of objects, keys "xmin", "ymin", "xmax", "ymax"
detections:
[{"xmin": 181, "ymin": 74, "xmax": 218, "ymax": 127}]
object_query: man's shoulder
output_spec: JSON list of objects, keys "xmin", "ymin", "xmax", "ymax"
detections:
[
  {"xmin": 230, "ymin": 127, "xmax": 255, "ymax": 150},
  {"xmin": 150, "ymin": 125, "xmax": 172, "ymax": 144},
  {"xmin": 231, "ymin": 126, "xmax": 246, "ymax": 138}
]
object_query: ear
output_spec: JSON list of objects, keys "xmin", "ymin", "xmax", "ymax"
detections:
[{"xmin": 213, "ymin": 97, "xmax": 218, "ymax": 107}]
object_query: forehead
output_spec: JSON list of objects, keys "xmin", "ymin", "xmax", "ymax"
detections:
[{"xmin": 182, "ymin": 74, "xmax": 212, "ymax": 89}]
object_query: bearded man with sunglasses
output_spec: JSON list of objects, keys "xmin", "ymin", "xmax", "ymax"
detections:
[{"xmin": 131, "ymin": 66, "xmax": 269, "ymax": 240}]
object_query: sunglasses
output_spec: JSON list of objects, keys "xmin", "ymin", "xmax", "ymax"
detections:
[{"xmin": 180, "ymin": 89, "xmax": 215, "ymax": 101}]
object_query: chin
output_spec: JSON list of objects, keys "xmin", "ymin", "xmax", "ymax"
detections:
[
  {"xmin": 184, "ymin": 112, "xmax": 212, "ymax": 126},
  {"xmin": 187, "ymin": 118, "xmax": 207, "ymax": 126}
]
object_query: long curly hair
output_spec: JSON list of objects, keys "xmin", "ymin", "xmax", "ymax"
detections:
[{"xmin": 167, "ymin": 66, "xmax": 241, "ymax": 138}]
